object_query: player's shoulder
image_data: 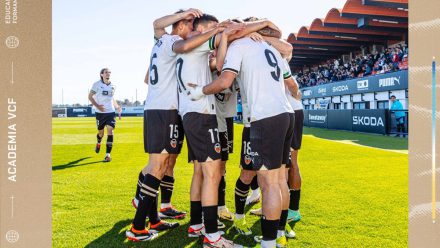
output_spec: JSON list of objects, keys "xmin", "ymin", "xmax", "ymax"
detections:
[
  {"xmin": 92, "ymin": 80, "xmax": 101, "ymax": 87},
  {"xmin": 159, "ymin": 33, "xmax": 182, "ymax": 43},
  {"xmin": 230, "ymin": 37, "xmax": 253, "ymax": 47}
]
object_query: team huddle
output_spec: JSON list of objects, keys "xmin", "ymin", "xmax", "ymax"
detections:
[{"xmin": 88, "ymin": 8, "xmax": 304, "ymax": 248}]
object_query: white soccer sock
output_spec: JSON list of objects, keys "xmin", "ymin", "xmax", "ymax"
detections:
[
  {"xmin": 235, "ymin": 214, "xmax": 245, "ymax": 220},
  {"xmin": 190, "ymin": 223, "xmax": 204, "ymax": 230},
  {"xmin": 218, "ymin": 205, "xmax": 226, "ymax": 211},
  {"xmin": 261, "ymin": 239, "xmax": 276, "ymax": 248},
  {"xmin": 205, "ymin": 231, "xmax": 221, "ymax": 242},
  {"xmin": 251, "ymin": 188, "xmax": 260, "ymax": 197},
  {"xmin": 277, "ymin": 230, "xmax": 285, "ymax": 238},
  {"xmin": 161, "ymin": 203, "xmax": 171, "ymax": 209}
]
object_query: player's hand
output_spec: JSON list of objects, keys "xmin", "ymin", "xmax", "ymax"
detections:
[
  {"xmin": 97, "ymin": 105, "xmax": 105, "ymax": 112},
  {"xmin": 247, "ymin": 32, "xmax": 264, "ymax": 42},
  {"xmin": 218, "ymin": 19, "xmax": 233, "ymax": 28},
  {"xmin": 223, "ymin": 22, "xmax": 245, "ymax": 36},
  {"xmin": 117, "ymin": 106, "xmax": 122, "ymax": 114},
  {"xmin": 183, "ymin": 8, "xmax": 203, "ymax": 19},
  {"xmin": 187, "ymin": 83, "xmax": 205, "ymax": 101}
]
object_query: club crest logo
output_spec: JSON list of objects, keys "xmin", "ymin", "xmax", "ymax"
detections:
[
  {"xmin": 244, "ymin": 155, "xmax": 252, "ymax": 165},
  {"xmin": 170, "ymin": 139, "xmax": 177, "ymax": 148},
  {"xmin": 214, "ymin": 143, "xmax": 221, "ymax": 153}
]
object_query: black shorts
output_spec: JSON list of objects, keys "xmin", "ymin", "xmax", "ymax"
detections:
[
  {"xmin": 291, "ymin": 110, "xmax": 304, "ymax": 150},
  {"xmin": 143, "ymin": 110, "xmax": 184, "ymax": 154},
  {"xmin": 183, "ymin": 112, "xmax": 221, "ymax": 163},
  {"xmin": 250, "ymin": 113, "xmax": 294, "ymax": 170},
  {"xmin": 95, "ymin": 112, "xmax": 116, "ymax": 130},
  {"xmin": 226, "ymin": 117, "xmax": 234, "ymax": 153},
  {"xmin": 219, "ymin": 132, "xmax": 229, "ymax": 161},
  {"xmin": 240, "ymin": 127, "xmax": 253, "ymax": 170}
]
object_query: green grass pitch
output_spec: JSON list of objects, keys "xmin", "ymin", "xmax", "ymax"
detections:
[{"xmin": 52, "ymin": 117, "xmax": 408, "ymax": 248}]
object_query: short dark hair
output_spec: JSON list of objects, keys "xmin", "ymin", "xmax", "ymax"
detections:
[
  {"xmin": 100, "ymin": 68, "xmax": 109, "ymax": 81},
  {"xmin": 231, "ymin": 18, "xmax": 244, "ymax": 23},
  {"xmin": 390, "ymin": 95, "xmax": 396, "ymax": 99},
  {"xmin": 193, "ymin": 14, "xmax": 219, "ymax": 30},
  {"xmin": 172, "ymin": 9, "xmax": 185, "ymax": 29},
  {"xmin": 243, "ymin": 16, "xmax": 259, "ymax": 22}
]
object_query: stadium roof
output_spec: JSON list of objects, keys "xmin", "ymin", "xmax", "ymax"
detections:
[{"xmin": 288, "ymin": 0, "xmax": 408, "ymax": 69}]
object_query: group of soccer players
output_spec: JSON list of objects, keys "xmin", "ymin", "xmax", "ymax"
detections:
[{"xmin": 88, "ymin": 8, "xmax": 304, "ymax": 248}]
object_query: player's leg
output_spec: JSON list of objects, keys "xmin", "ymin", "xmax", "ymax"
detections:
[
  {"xmin": 95, "ymin": 113, "xmax": 105, "ymax": 153},
  {"xmin": 233, "ymin": 169, "xmax": 255, "ymax": 236},
  {"xmin": 188, "ymin": 161, "xmax": 204, "ymax": 237},
  {"xmin": 159, "ymin": 154, "xmax": 187, "ymax": 219},
  {"xmin": 247, "ymin": 175, "xmax": 261, "ymax": 206},
  {"xmin": 103, "ymin": 125, "xmax": 114, "ymax": 162},
  {"xmin": 218, "ymin": 131, "xmax": 233, "ymax": 222},
  {"xmin": 257, "ymin": 169, "xmax": 282, "ymax": 248},
  {"xmin": 126, "ymin": 153, "xmax": 169, "ymax": 241},
  {"xmin": 233, "ymin": 126, "xmax": 255, "ymax": 235},
  {"xmin": 287, "ymin": 109, "xmax": 303, "ymax": 225}
]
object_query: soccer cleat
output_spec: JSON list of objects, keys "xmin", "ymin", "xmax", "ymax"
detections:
[
  {"xmin": 188, "ymin": 225, "xmax": 205, "ymax": 238},
  {"xmin": 104, "ymin": 154, "xmax": 111, "ymax": 162},
  {"xmin": 285, "ymin": 224, "xmax": 296, "ymax": 239},
  {"xmin": 287, "ymin": 209, "xmax": 301, "ymax": 223},
  {"xmin": 218, "ymin": 207, "xmax": 234, "ymax": 221},
  {"xmin": 253, "ymin": 235, "xmax": 287, "ymax": 248},
  {"xmin": 249, "ymin": 207, "xmax": 262, "ymax": 216},
  {"xmin": 276, "ymin": 235, "xmax": 287, "ymax": 248},
  {"xmin": 245, "ymin": 190, "xmax": 261, "ymax": 206},
  {"xmin": 159, "ymin": 206, "xmax": 187, "ymax": 219},
  {"xmin": 233, "ymin": 217, "xmax": 252, "ymax": 236},
  {"xmin": 203, "ymin": 236, "xmax": 237, "ymax": 248},
  {"xmin": 125, "ymin": 226, "xmax": 158, "ymax": 242},
  {"xmin": 218, "ymin": 219, "xmax": 226, "ymax": 229},
  {"xmin": 95, "ymin": 143, "xmax": 101, "ymax": 153},
  {"xmin": 148, "ymin": 220, "xmax": 179, "ymax": 232}
]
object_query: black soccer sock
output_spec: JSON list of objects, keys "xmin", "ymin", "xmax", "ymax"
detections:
[
  {"xmin": 160, "ymin": 175, "xmax": 174, "ymax": 204},
  {"xmin": 261, "ymin": 218, "xmax": 279, "ymax": 241},
  {"xmin": 235, "ymin": 178, "xmax": 250, "ymax": 215},
  {"xmin": 202, "ymin": 205, "xmax": 218, "ymax": 234},
  {"xmin": 218, "ymin": 176, "xmax": 226, "ymax": 207},
  {"xmin": 135, "ymin": 171, "xmax": 144, "ymax": 200},
  {"xmin": 250, "ymin": 175, "xmax": 259, "ymax": 191},
  {"xmin": 96, "ymin": 133, "xmax": 102, "ymax": 143},
  {"xmin": 132, "ymin": 174, "xmax": 161, "ymax": 230},
  {"xmin": 106, "ymin": 135, "xmax": 113, "ymax": 153},
  {"xmin": 278, "ymin": 210, "xmax": 288, "ymax": 230},
  {"xmin": 190, "ymin": 201, "xmax": 203, "ymax": 226},
  {"xmin": 289, "ymin": 189, "xmax": 301, "ymax": 211},
  {"xmin": 149, "ymin": 195, "xmax": 161, "ymax": 225}
]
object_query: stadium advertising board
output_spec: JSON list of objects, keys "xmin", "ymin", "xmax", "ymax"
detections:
[
  {"xmin": 300, "ymin": 71, "xmax": 408, "ymax": 99},
  {"xmin": 305, "ymin": 109, "xmax": 388, "ymax": 134}
]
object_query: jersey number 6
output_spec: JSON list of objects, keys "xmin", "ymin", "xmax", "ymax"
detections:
[{"xmin": 149, "ymin": 53, "xmax": 159, "ymax": 85}]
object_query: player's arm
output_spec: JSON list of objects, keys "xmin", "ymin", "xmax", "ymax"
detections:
[
  {"xmin": 205, "ymin": 71, "xmax": 237, "ymax": 94},
  {"xmin": 173, "ymin": 25, "xmax": 223, "ymax": 54},
  {"xmin": 263, "ymin": 36, "xmax": 293, "ymax": 58},
  {"xmin": 153, "ymin": 8, "xmax": 202, "ymax": 39},
  {"xmin": 113, "ymin": 98, "xmax": 122, "ymax": 113},
  {"xmin": 88, "ymin": 91, "xmax": 105, "ymax": 112},
  {"xmin": 215, "ymin": 32, "xmax": 229, "ymax": 72},
  {"xmin": 229, "ymin": 19, "xmax": 281, "ymax": 42},
  {"xmin": 284, "ymin": 77, "xmax": 301, "ymax": 100}
]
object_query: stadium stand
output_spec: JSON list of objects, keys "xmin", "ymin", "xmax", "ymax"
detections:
[{"xmin": 287, "ymin": 0, "xmax": 408, "ymax": 135}]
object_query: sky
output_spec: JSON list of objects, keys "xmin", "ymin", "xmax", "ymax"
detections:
[{"xmin": 53, "ymin": 0, "xmax": 347, "ymax": 105}]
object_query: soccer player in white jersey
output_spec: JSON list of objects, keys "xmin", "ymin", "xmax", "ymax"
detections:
[
  {"xmin": 126, "ymin": 9, "xmax": 230, "ymax": 242},
  {"xmin": 188, "ymin": 34, "xmax": 299, "ymax": 248},
  {"xmin": 88, "ymin": 68, "xmax": 122, "ymax": 162},
  {"xmin": 179, "ymin": 15, "xmax": 285, "ymax": 247},
  {"xmin": 282, "ymin": 59, "xmax": 303, "ymax": 239}
]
